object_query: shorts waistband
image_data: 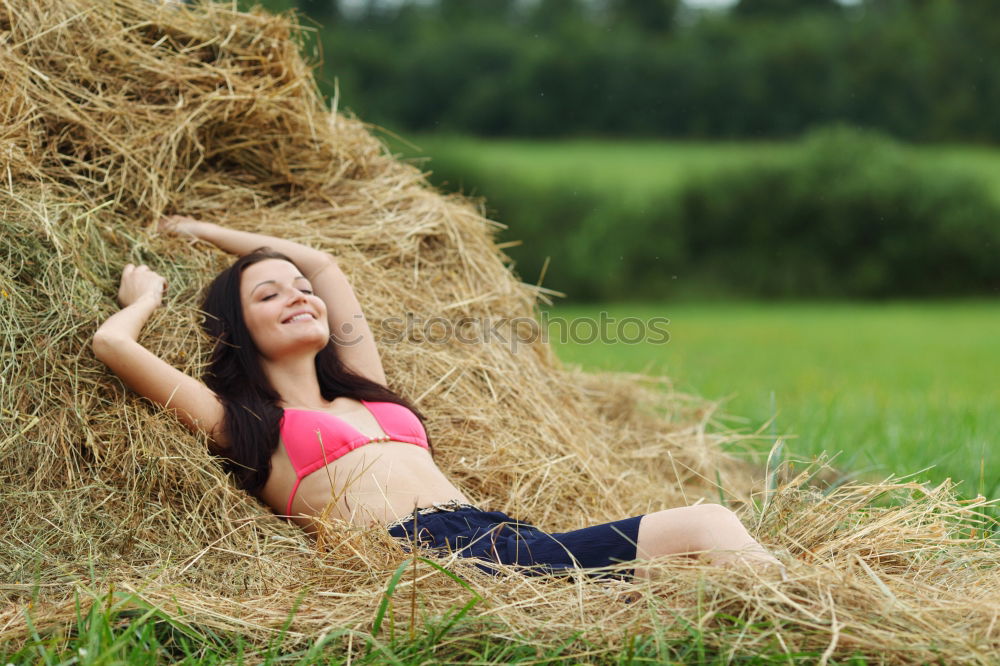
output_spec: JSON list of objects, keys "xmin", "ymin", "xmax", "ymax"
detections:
[{"xmin": 384, "ymin": 499, "xmax": 481, "ymax": 531}]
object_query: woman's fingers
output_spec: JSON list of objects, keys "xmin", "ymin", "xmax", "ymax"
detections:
[{"xmin": 117, "ymin": 264, "xmax": 166, "ymax": 307}]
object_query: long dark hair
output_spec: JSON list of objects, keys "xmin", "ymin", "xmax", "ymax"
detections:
[{"xmin": 200, "ymin": 248, "xmax": 428, "ymax": 496}]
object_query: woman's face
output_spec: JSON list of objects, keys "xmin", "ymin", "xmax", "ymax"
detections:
[{"xmin": 239, "ymin": 259, "xmax": 330, "ymax": 361}]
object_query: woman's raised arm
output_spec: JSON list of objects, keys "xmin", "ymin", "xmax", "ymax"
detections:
[
  {"xmin": 92, "ymin": 264, "xmax": 226, "ymax": 447},
  {"xmin": 159, "ymin": 215, "xmax": 388, "ymax": 386},
  {"xmin": 160, "ymin": 215, "xmax": 330, "ymax": 276}
]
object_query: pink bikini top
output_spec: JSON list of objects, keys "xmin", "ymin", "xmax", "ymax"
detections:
[{"xmin": 280, "ymin": 400, "xmax": 429, "ymax": 516}]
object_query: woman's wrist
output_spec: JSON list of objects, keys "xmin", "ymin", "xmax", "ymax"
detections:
[
  {"xmin": 97, "ymin": 295, "xmax": 158, "ymax": 343},
  {"xmin": 118, "ymin": 291, "xmax": 161, "ymax": 314},
  {"xmin": 135, "ymin": 291, "xmax": 162, "ymax": 307},
  {"xmin": 189, "ymin": 219, "xmax": 218, "ymax": 240},
  {"xmin": 159, "ymin": 215, "xmax": 217, "ymax": 241},
  {"xmin": 194, "ymin": 221, "xmax": 246, "ymax": 252}
]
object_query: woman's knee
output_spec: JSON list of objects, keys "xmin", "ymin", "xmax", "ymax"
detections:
[
  {"xmin": 690, "ymin": 503, "xmax": 742, "ymax": 524},
  {"xmin": 638, "ymin": 504, "xmax": 749, "ymax": 557},
  {"xmin": 657, "ymin": 503, "xmax": 741, "ymax": 526}
]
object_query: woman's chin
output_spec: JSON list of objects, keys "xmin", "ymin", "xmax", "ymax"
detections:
[
  {"xmin": 304, "ymin": 336, "xmax": 330, "ymax": 354},
  {"xmin": 265, "ymin": 336, "xmax": 329, "ymax": 360}
]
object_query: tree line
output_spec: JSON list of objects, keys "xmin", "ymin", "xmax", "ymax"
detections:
[{"xmin": 244, "ymin": 0, "xmax": 1000, "ymax": 142}]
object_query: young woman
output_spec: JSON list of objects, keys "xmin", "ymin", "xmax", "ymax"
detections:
[{"xmin": 92, "ymin": 215, "xmax": 782, "ymax": 578}]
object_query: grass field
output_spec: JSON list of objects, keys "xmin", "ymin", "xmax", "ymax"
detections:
[
  {"xmin": 393, "ymin": 135, "xmax": 793, "ymax": 201},
  {"xmin": 546, "ymin": 300, "xmax": 1000, "ymax": 499},
  {"xmin": 388, "ymin": 134, "xmax": 1000, "ymax": 204},
  {"xmin": 0, "ymin": 587, "xmax": 841, "ymax": 665}
]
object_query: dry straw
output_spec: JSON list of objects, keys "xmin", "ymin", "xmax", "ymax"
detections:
[{"xmin": 1, "ymin": 0, "xmax": 997, "ymax": 662}]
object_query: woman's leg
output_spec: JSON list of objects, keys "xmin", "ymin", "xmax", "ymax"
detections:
[{"xmin": 635, "ymin": 504, "xmax": 782, "ymax": 578}]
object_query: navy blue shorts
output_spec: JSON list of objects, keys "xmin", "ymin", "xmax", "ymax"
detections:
[{"xmin": 386, "ymin": 503, "xmax": 643, "ymax": 578}]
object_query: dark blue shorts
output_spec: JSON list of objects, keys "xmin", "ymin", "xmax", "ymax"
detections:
[{"xmin": 386, "ymin": 503, "xmax": 643, "ymax": 578}]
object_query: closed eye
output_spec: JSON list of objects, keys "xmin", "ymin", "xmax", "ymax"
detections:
[{"xmin": 261, "ymin": 288, "xmax": 311, "ymax": 301}]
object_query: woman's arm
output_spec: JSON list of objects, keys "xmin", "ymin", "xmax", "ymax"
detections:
[
  {"xmin": 160, "ymin": 215, "xmax": 388, "ymax": 386},
  {"xmin": 161, "ymin": 215, "xmax": 330, "ymax": 275},
  {"xmin": 93, "ymin": 264, "xmax": 226, "ymax": 447}
]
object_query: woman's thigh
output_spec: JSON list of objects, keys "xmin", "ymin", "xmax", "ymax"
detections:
[{"xmin": 511, "ymin": 515, "xmax": 644, "ymax": 574}]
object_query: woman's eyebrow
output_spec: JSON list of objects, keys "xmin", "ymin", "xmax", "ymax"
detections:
[{"xmin": 249, "ymin": 276, "xmax": 309, "ymax": 295}]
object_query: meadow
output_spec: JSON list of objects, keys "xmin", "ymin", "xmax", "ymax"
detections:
[
  {"xmin": 391, "ymin": 134, "xmax": 1000, "ymax": 204},
  {"xmin": 547, "ymin": 300, "xmax": 1000, "ymax": 499}
]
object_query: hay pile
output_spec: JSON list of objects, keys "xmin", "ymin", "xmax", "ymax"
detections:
[{"xmin": 1, "ymin": 1, "xmax": 997, "ymax": 662}]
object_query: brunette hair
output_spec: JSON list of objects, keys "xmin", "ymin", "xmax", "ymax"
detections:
[{"xmin": 200, "ymin": 247, "xmax": 428, "ymax": 495}]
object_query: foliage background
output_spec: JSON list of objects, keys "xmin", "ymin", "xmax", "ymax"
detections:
[
  {"xmin": 399, "ymin": 128, "xmax": 1000, "ymax": 300},
  {"xmin": 288, "ymin": 0, "xmax": 1000, "ymax": 143},
  {"xmin": 232, "ymin": 0, "xmax": 1000, "ymax": 300}
]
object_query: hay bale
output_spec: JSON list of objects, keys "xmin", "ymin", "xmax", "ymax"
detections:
[{"xmin": 1, "ymin": 1, "xmax": 997, "ymax": 662}]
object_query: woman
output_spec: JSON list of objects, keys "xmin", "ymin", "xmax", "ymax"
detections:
[{"xmin": 92, "ymin": 215, "xmax": 782, "ymax": 579}]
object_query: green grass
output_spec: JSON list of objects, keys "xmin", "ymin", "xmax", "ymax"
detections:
[
  {"xmin": 391, "ymin": 135, "xmax": 796, "ymax": 202},
  {"xmin": 388, "ymin": 134, "xmax": 1000, "ymax": 205},
  {"xmin": 3, "ymin": 584, "xmax": 843, "ymax": 665},
  {"xmin": 545, "ymin": 300, "xmax": 1000, "ymax": 498}
]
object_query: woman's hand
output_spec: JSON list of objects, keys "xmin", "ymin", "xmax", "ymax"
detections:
[
  {"xmin": 117, "ymin": 264, "xmax": 167, "ymax": 309},
  {"xmin": 158, "ymin": 214, "xmax": 208, "ymax": 239}
]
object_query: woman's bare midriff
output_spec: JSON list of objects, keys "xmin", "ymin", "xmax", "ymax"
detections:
[{"xmin": 260, "ymin": 440, "xmax": 470, "ymax": 533}]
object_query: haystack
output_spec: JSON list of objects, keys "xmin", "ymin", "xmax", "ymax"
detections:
[{"xmin": 1, "ymin": 1, "xmax": 997, "ymax": 662}]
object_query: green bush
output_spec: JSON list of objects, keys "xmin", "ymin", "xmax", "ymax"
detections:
[
  {"xmin": 678, "ymin": 127, "xmax": 1000, "ymax": 298},
  {"xmin": 418, "ymin": 127, "xmax": 1000, "ymax": 300},
  {"xmin": 427, "ymin": 157, "xmax": 685, "ymax": 301}
]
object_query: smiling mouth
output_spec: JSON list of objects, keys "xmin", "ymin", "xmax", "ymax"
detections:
[{"xmin": 282, "ymin": 313, "xmax": 316, "ymax": 324}]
